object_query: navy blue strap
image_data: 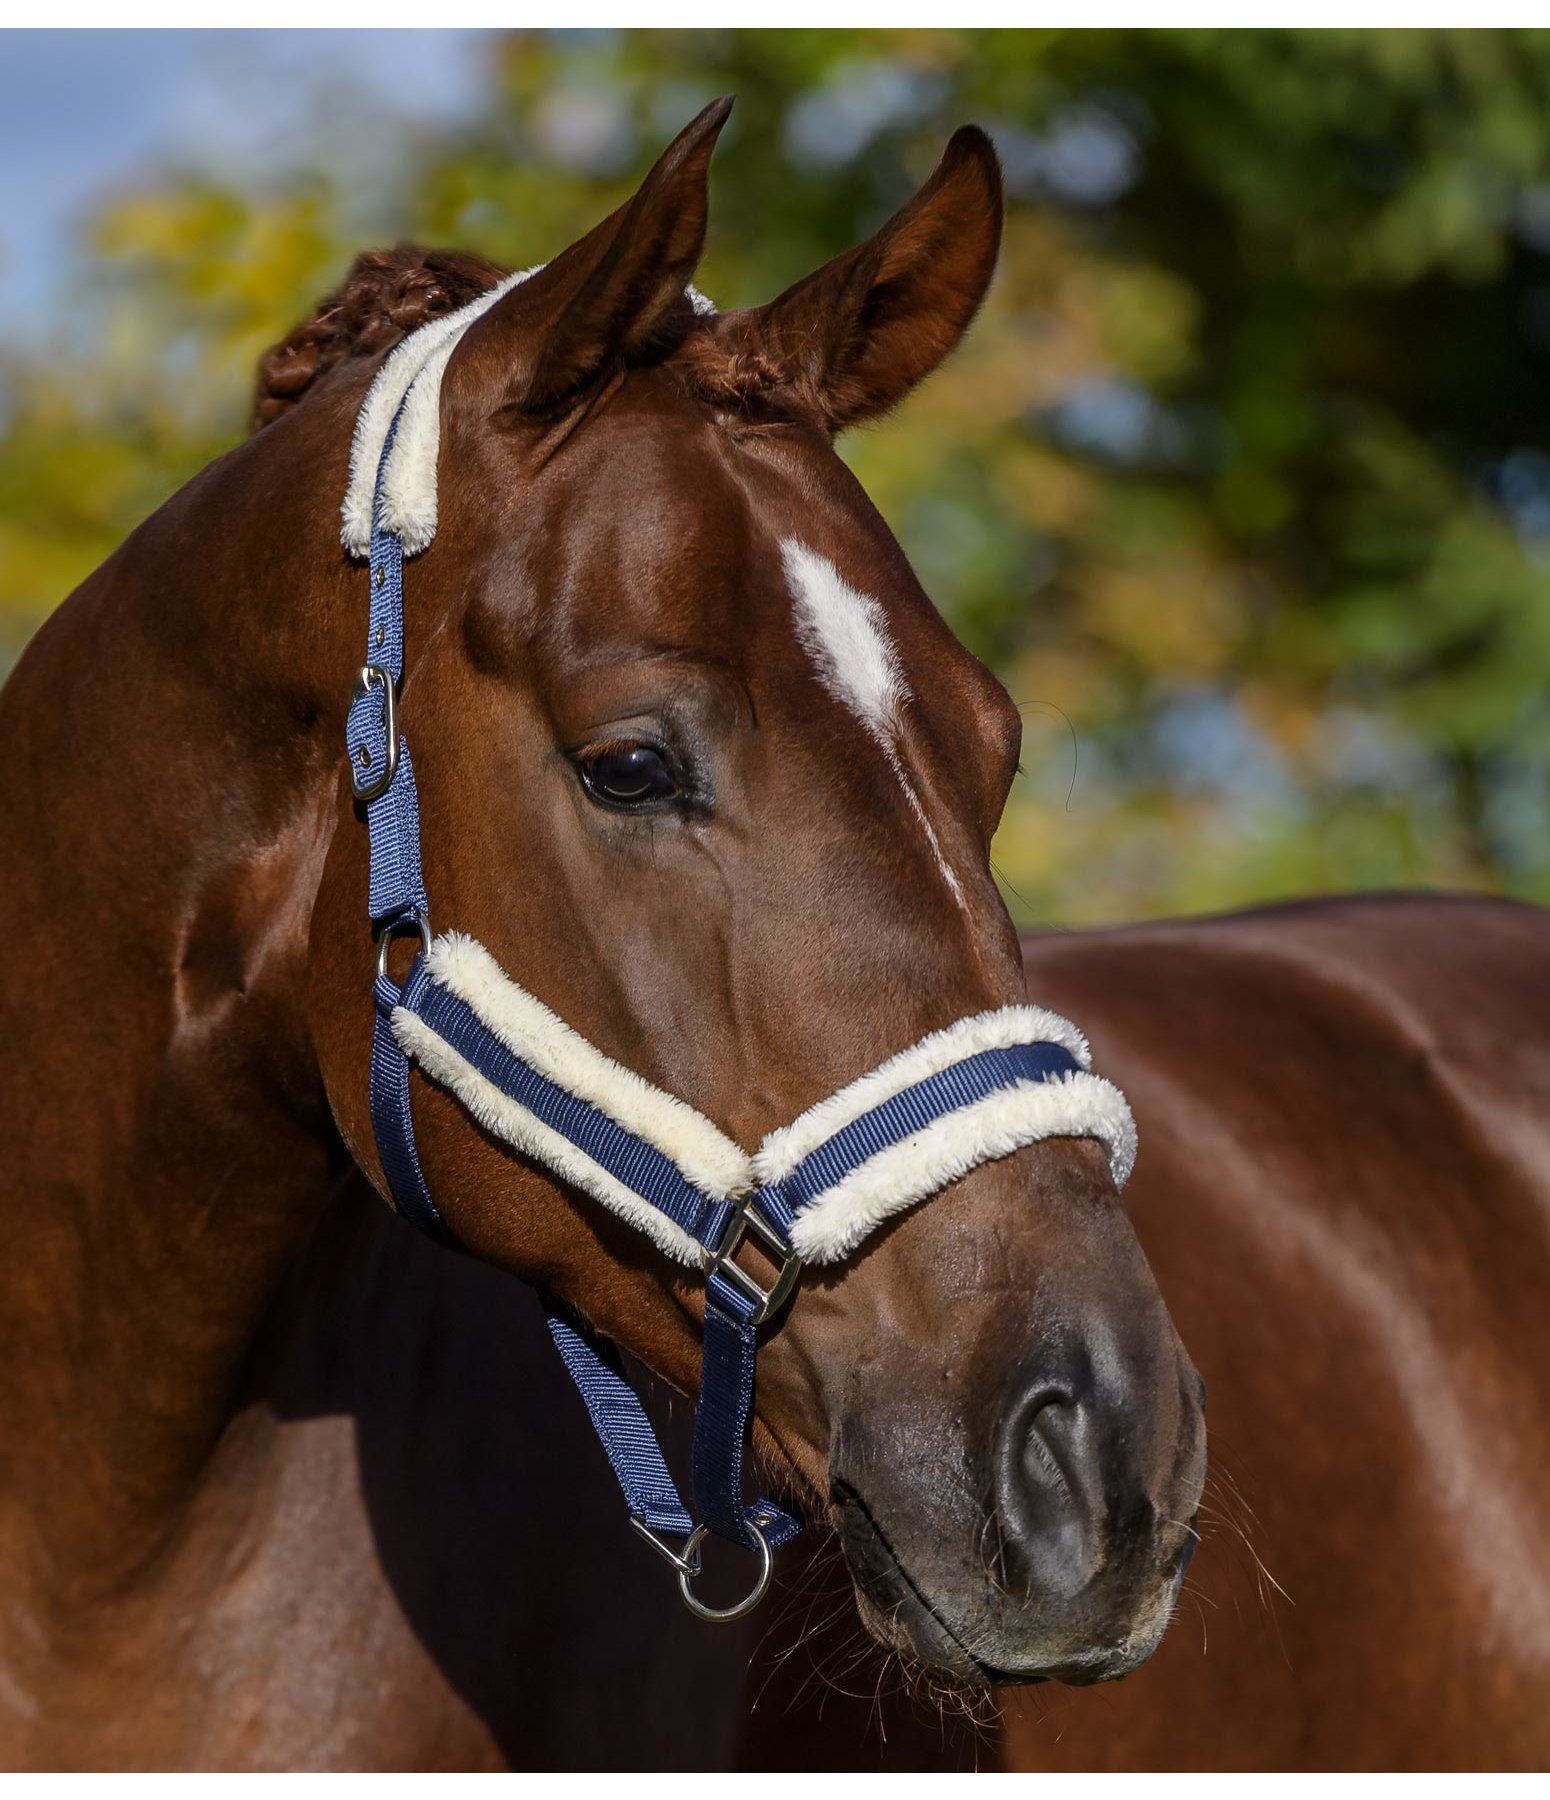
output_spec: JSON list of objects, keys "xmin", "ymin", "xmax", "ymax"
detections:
[
  {"xmin": 370, "ymin": 966, "xmax": 457, "ymax": 1248},
  {"xmin": 692, "ymin": 1272, "xmax": 801, "ymax": 1550},
  {"xmin": 755, "ymin": 1041, "xmax": 1080, "ymax": 1237},
  {"xmin": 364, "ymin": 736, "xmax": 428, "ymax": 926},
  {"xmin": 346, "ymin": 510, "xmax": 429, "ymax": 927},
  {"xmin": 400, "ymin": 972, "xmax": 728, "ymax": 1247},
  {"xmin": 540, "ymin": 1266, "xmax": 803, "ymax": 1555},
  {"xmin": 356, "ymin": 406, "xmax": 443, "ymax": 1242},
  {"xmin": 541, "ymin": 1295, "xmax": 696, "ymax": 1537}
]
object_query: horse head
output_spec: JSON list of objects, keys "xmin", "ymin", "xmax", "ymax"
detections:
[{"xmin": 292, "ymin": 100, "xmax": 1205, "ymax": 1686}]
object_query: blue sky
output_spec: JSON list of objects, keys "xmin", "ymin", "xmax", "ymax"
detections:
[{"xmin": 0, "ymin": 30, "xmax": 496, "ymax": 332}]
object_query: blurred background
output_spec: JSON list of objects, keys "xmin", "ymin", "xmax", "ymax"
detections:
[{"xmin": 4, "ymin": 27, "xmax": 1550, "ymax": 927}]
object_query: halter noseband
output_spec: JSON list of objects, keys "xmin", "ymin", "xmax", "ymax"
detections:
[{"xmin": 343, "ymin": 308, "xmax": 1136, "ymax": 1623}]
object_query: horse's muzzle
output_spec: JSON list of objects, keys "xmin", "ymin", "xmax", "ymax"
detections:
[{"xmin": 828, "ymin": 1291, "xmax": 1207, "ymax": 1686}]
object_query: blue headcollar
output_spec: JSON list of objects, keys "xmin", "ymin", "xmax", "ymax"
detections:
[{"xmin": 345, "ymin": 375, "xmax": 1135, "ymax": 1622}]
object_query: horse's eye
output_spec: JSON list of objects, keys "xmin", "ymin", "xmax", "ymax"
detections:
[{"xmin": 578, "ymin": 742, "xmax": 680, "ymax": 808}]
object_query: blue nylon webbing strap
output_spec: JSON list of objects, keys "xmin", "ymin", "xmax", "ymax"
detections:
[
  {"xmin": 357, "ymin": 401, "xmax": 441, "ymax": 1245},
  {"xmin": 693, "ymin": 1272, "xmax": 801, "ymax": 1550},
  {"xmin": 366, "ymin": 521, "xmax": 405, "ymax": 685},
  {"xmin": 371, "ymin": 966, "xmax": 456, "ymax": 1247},
  {"xmin": 364, "ymin": 735, "xmax": 428, "ymax": 926},
  {"xmin": 345, "ymin": 414, "xmax": 427, "ymax": 928},
  {"xmin": 401, "ymin": 973, "xmax": 727, "ymax": 1246},
  {"xmin": 755, "ymin": 1040, "xmax": 1081, "ymax": 1237},
  {"xmin": 542, "ymin": 1295, "xmax": 696, "ymax": 1536}
]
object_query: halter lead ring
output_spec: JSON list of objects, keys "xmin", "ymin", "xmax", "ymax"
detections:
[
  {"xmin": 677, "ymin": 1520, "xmax": 774, "ymax": 1624},
  {"xmin": 629, "ymin": 1515, "xmax": 775, "ymax": 1622},
  {"xmin": 345, "ymin": 378, "xmax": 1137, "ymax": 1623}
]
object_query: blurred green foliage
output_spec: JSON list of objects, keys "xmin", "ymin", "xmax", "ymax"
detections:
[{"xmin": 4, "ymin": 29, "xmax": 1550, "ymax": 925}]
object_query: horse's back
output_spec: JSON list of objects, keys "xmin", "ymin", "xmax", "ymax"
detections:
[{"xmin": 1005, "ymin": 893, "xmax": 1550, "ymax": 1769}]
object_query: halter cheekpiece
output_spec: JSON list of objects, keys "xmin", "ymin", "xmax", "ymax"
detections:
[{"xmin": 343, "ymin": 290, "xmax": 1137, "ymax": 1622}]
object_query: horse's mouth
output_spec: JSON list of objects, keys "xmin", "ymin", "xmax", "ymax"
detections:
[
  {"xmin": 830, "ymin": 1481, "xmax": 991, "ymax": 1685},
  {"xmin": 830, "ymin": 1480, "xmax": 1083, "ymax": 1688},
  {"xmin": 830, "ymin": 1481, "xmax": 1163, "ymax": 1689}
]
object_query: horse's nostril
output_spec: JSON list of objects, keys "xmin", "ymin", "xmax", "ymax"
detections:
[
  {"xmin": 996, "ymin": 1381, "xmax": 1104, "ymax": 1601},
  {"xmin": 996, "ymin": 1341, "xmax": 1178, "ymax": 1603},
  {"xmin": 1021, "ymin": 1392, "xmax": 1079, "ymax": 1499}
]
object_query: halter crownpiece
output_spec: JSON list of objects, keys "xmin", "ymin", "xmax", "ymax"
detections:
[{"xmin": 343, "ymin": 295, "xmax": 1137, "ymax": 1623}]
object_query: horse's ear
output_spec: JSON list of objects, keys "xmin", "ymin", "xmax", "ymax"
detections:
[
  {"xmin": 733, "ymin": 126, "xmax": 1002, "ymax": 431},
  {"xmin": 450, "ymin": 96, "xmax": 732, "ymax": 416}
]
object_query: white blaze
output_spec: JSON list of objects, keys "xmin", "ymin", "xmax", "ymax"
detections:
[{"xmin": 780, "ymin": 539, "xmax": 968, "ymax": 908}]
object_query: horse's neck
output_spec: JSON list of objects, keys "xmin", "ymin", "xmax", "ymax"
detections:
[{"xmin": 0, "ymin": 388, "xmax": 370, "ymax": 1600}]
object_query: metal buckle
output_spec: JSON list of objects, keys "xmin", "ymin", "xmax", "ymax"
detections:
[
  {"xmin": 701, "ymin": 1195, "xmax": 802, "ymax": 1326},
  {"xmin": 350, "ymin": 665, "xmax": 399, "ymax": 803},
  {"xmin": 375, "ymin": 912, "xmax": 433, "ymax": 983}
]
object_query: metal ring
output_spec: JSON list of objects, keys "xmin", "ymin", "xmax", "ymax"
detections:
[
  {"xmin": 375, "ymin": 914, "xmax": 433, "ymax": 983},
  {"xmin": 676, "ymin": 1519, "xmax": 773, "ymax": 1624}
]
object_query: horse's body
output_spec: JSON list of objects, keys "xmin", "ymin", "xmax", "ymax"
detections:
[
  {"xmin": 1, "ymin": 109, "xmax": 1209, "ymax": 1768},
  {"xmin": 1006, "ymin": 894, "xmax": 1550, "ymax": 1771},
  {"xmin": 28, "ymin": 98, "xmax": 1541, "ymax": 1775},
  {"xmin": 741, "ymin": 894, "xmax": 1550, "ymax": 1771}
]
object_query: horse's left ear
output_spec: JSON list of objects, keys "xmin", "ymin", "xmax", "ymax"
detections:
[
  {"xmin": 450, "ymin": 96, "xmax": 732, "ymax": 416},
  {"xmin": 730, "ymin": 126, "xmax": 1003, "ymax": 431}
]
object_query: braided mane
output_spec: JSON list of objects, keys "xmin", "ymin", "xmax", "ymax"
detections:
[
  {"xmin": 250, "ymin": 246, "xmax": 506, "ymax": 433},
  {"xmin": 254, "ymin": 243, "xmax": 801, "ymax": 438}
]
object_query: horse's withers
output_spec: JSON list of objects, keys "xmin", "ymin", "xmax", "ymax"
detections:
[{"xmin": 302, "ymin": 101, "xmax": 1205, "ymax": 1685}]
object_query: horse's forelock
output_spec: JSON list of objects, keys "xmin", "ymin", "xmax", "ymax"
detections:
[
  {"xmin": 250, "ymin": 246, "xmax": 508, "ymax": 434},
  {"xmin": 668, "ymin": 333, "xmax": 803, "ymax": 420}
]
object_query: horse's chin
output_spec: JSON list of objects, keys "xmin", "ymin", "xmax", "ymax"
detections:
[{"xmin": 850, "ymin": 1578, "xmax": 1179, "ymax": 1692}]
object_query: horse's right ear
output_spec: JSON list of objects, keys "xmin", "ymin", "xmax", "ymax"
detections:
[
  {"xmin": 723, "ymin": 126, "xmax": 1003, "ymax": 432},
  {"xmin": 449, "ymin": 96, "xmax": 732, "ymax": 417}
]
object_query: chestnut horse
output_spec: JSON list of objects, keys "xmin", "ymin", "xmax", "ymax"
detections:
[
  {"xmin": 0, "ymin": 105, "xmax": 1204, "ymax": 1768},
  {"xmin": 740, "ymin": 896, "xmax": 1550, "ymax": 1771}
]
